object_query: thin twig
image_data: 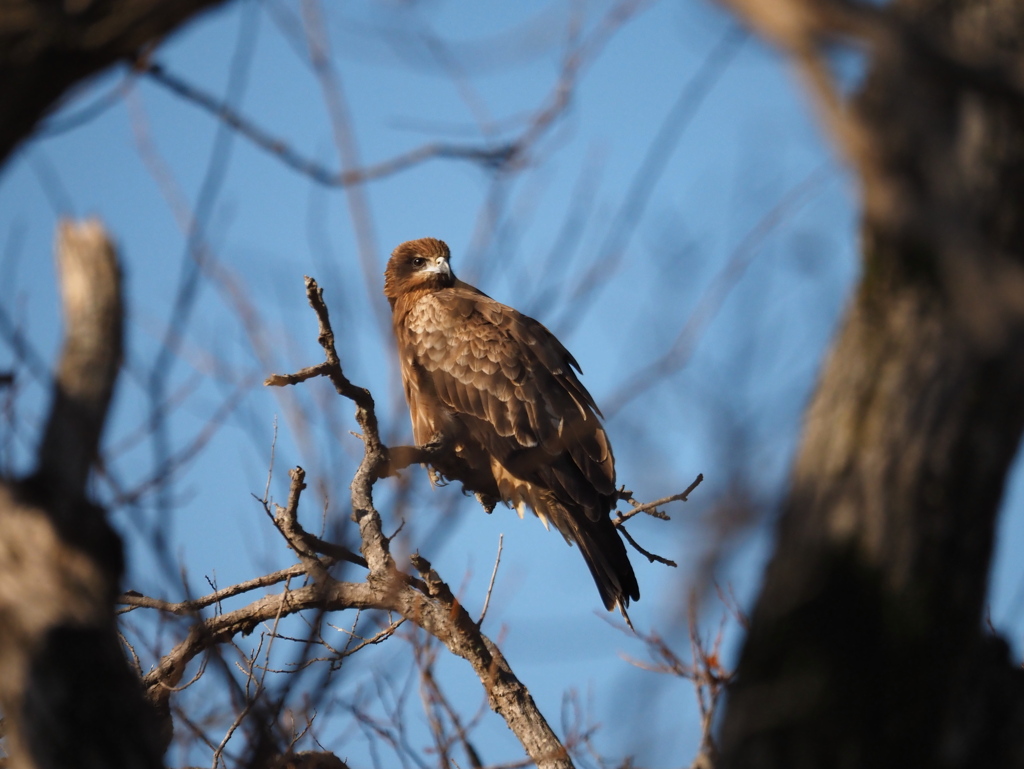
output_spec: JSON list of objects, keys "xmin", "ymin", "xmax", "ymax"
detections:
[
  {"xmin": 618, "ymin": 524, "xmax": 677, "ymax": 568},
  {"xmin": 613, "ymin": 473, "xmax": 704, "ymax": 526},
  {"xmin": 118, "ymin": 564, "xmax": 309, "ymax": 615},
  {"xmin": 139, "ymin": 59, "xmax": 515, "ymax": 189},
  {"xmin": 478, "ymin": 534, "xmax": 504, "ymax": 625}
]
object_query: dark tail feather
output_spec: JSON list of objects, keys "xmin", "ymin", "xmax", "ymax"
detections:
[
  {"xmin": 519, "ymin": 484, "xmax": 640, "ymax": 619},
  {"xmin": 572, "ymin": 513, "xmax": 640, "ymax": 617}
]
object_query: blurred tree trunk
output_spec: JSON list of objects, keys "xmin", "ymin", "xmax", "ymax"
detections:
[
  {"xmin": 0, "ymin": 6, "xmax": 228, "ymax": 767},
  {"xmin": 0, "ymin": 0, "xmax": 227, "ymax": 165},
  {"xmin": 0, "ymin": 221, "xmax": 165, "ymax": 769},
  {"xmin": 720, "ymin": 1, "xmax": 1024, "ymax": 766}
]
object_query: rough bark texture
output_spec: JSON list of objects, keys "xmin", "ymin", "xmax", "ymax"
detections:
[
  {"xmin": 0, "ymin": 222, "xmax": 163, "ymax": 769},
  {"xmin": 720, "ymin": 1, "xmax": 1024, "ymax": 767},
  {"xmin": 0, "ymin": 0, "xmax": 227, "ymax": 166}
]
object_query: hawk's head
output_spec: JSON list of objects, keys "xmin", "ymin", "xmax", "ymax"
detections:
[{"xmin": 384, "ymin": 238, "xmax": 454, "ymax": 301}]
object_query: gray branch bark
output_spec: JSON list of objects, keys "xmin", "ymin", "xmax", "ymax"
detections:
[{"xmin": 719, "ymin": 1, "xmax": 1024, "ymax": 767}]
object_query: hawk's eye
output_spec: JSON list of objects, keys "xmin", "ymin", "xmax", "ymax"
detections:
[{"xmin": 412, "ymin": 257, "xmax": 426, "ymax": 267}]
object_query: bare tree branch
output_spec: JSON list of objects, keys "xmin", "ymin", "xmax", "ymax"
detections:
[
  {"xmin": 38, "ymin": 220, "xmax": 123, "ymax": 500},
  {"xmin": 613, "ymin": 473, "xmax": 704, "ymax": 525},
  {"xmin": 118, "ymin": 564, "xmax": 310, "ymax": 616},
  {"xmin": 103, "ymin": 276, "xmax": 583, "ymax": 767},
  {"xmin": 270, "ymin": 277, "xmax": 575, "ymax": 768},
  {"xmin": 138, "ymin": 59, "xmax": 516, "ymax": 188}
]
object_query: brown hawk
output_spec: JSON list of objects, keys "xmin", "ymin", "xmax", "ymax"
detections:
[{"xmin": 384, "ymin": 237, "xmax": 639, "ymax": 615}]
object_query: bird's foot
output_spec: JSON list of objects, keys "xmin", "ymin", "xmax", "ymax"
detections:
[{"xmin": 419, "ymin": 433, "xmax": 449, "ymax": 458}]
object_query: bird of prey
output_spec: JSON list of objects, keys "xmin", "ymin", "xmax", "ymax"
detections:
[{"xmin": 383, "ymin": 237, "xmax": 639, "ymax": 616}]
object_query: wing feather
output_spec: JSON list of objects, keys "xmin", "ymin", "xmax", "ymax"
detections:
[
  {"xmin": 402, "ymin": 288, "xmax": 614, "ymax": 507},
  {"xmin": 388, "ymin": 239, "xmax": 635, "ymax": 611}
]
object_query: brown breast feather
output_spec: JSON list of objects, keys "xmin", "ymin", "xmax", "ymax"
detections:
[{"xmin": 396, "ymin": 286, "xmax": 614, "ymax": 517}]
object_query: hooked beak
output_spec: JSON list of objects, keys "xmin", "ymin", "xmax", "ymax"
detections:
[{"xmin": 424, "ymin": 256, "xmax": 451, "ymax": 277}]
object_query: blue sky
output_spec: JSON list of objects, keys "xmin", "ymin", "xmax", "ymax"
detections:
[{"xmin": 3, "ymin": 0, "xmax": 1023, "ymax": 766}]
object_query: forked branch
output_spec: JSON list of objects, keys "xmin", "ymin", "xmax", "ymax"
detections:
[
  {"xmin": 265, "ymin": 276, "xmax": 575, "ymax": 768},
  {"xmin": 133, "ymin": 274, "xmax": 699, "ymax": 768}
]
